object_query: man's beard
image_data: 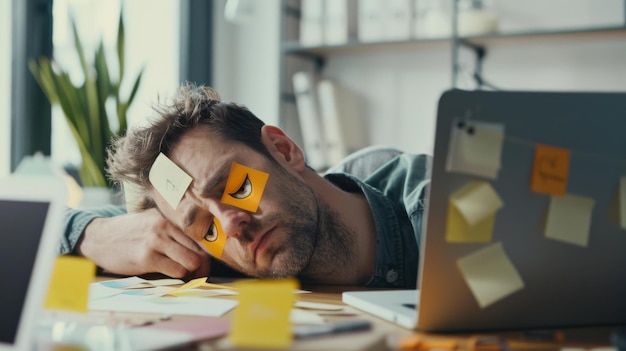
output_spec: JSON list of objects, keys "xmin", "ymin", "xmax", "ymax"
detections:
[{"xmin": 240, "ymin": 169, "xmax": 356, "ymax": 280}]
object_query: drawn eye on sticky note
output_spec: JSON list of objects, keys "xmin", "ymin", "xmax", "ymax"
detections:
[
  {"xmin": 445, "ymin": 119, "xmax": 505, "ymax": 180},
  {"xmin": 200, "ymin": 217, "xmax": 227, "ymax": 258},
  {"xmin": 149, "ymin": 153, "xmax": 193, "ymax": 210},
  {"xmin": 457, "ymin": 242, "xmax": 524, "ymax": 309},
  {"xmin": 530, "ymin": 144, "xmax": 570, "ymax": 196},
  {"xmin": 221, "ymin": 162, "xmax": 269, "ymax": 213},
  {"xmin": 446, "ymin": 181, "xmax": 503, "ymax": 243},
  {"xmin": 544, "ymin": 194, "xmax": 594, "ymax": 247}
]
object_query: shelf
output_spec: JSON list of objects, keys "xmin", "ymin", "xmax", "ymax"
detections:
[{"xmin": 282, "ymin": 25, "xmax": 626, "ymax": 56}]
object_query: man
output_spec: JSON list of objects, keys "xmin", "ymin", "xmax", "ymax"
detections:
[{"xmin": 61, "ymin": 83, "xmax": 431, "ymax": 288}]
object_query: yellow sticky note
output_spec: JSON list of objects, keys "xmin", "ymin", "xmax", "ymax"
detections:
[
  {"xmin": 457, "ymin": 242, "xmax": 524, "ymax": 309},
  {"xmin": 446, "ymin": 119, "xmax": 504, "ymax": 179},
  {"xmin": 199, "ymin": 217, "xmax": 227, "ymax": 258},
  {"xmin": 545, "ymin": 194, "xmax": 595, "ymax": 247},
  {"xmin": 230, "ymin": 279, "xmax": 298, "ymax": 349},
  {"xmin": 45, "ymin": 256, "xmax": 96, "ymax": 312},
  {"xmin": 619, "ymin": 177, "xmax": 626, "ymax": 230},
  {"xmin": 167, "ymin": 277, "xmax": 208, "ymax": 296},
  {"xmin": 446, "ymin": 181, "xmax": 503, "ymax": 243},
  {"xmin": 221, "ymin": 162, "xmax": 269, "ymax": 213},
  {"xmin": 149, "ymin": 153, "xmax": 193, "ymax": 210},
  {"xmin": 530, "ymin": 144, "xmax": 570, "ymax": 196}
]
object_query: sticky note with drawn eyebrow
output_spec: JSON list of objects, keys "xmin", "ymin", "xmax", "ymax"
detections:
[
  {"xmin": 149, "ymin": 153, "xmax": 193, "ymax": 210},
  {"xmin": 221, "ymin": 162, "xmax": 269, "ymax": 212},
  {"xmin": 200, "ymin": 217, "xmax": 227, "ymax": 258}
]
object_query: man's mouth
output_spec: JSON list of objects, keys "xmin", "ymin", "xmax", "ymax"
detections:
[{"xmin": 251, "ymin": 226, "xmax": 276, "ymax": 263}]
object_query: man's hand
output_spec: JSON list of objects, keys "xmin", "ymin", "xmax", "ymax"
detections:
[{"xmin": 76, "ymin": 208, "xmax": 210, "ymax": 279}]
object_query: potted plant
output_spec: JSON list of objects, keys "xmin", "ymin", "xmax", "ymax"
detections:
[{"xmin": 29, "ymin": 9, "xmax": 143, "ymax": 190}]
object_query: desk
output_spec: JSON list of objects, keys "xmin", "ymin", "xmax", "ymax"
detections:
[{"xmin": 79, "ymin": 277, "xmax": 621, "ymax": 351}]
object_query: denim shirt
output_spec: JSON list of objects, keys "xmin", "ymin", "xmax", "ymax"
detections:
[
  {"xmin": 61, "ymin": 151, "xmax": 431, "ymax": 289},
  {"xmin": 325, "ymin": 153, "xmax": 431, "ymax": 288}
]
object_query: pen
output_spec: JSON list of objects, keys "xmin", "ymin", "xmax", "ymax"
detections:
[{"xmin": 294, "ymin": 319, "xmax": 372, "ymax": 339}]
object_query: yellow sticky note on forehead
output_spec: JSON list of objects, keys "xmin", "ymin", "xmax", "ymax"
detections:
[
  {"xmin": 221, "ymin": 162, "xmax": 269, "ymax": 213},
  {"xmin": 149, "ymin": 153, "xmax": 193, "ymax": 210},
  {"xmin": 200, "ymin": 217, "xmax": 227, "ymax": 258}
]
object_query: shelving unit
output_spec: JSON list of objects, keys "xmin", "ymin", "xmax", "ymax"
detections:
[{"xmin": 278, "ymin": 0, "xmax": 626, "ymax": 147}]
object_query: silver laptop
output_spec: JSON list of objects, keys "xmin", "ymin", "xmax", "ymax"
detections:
[
  {"xmin": 0, "ymin": 177, "xmax": 67, "ymax": 351},
  {"xmin": 343, "ymin": 89, "xmax": 626, "ymax": 332}
]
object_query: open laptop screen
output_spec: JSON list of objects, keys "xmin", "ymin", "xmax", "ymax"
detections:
[{"xmin": 0, "ymin": 200, "xmax": 50, "ymax": 344}]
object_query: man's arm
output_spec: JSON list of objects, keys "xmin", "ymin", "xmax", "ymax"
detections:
[{"xmin": 62, "ymin": 206, "xmax": 210, "ymax": 279}]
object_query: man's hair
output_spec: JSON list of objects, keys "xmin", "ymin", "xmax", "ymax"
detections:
[{"xmin": 107, "ymin": 83, "xmax": 270, "ymax": 210}]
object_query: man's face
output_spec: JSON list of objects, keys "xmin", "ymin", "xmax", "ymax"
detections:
[{"xmin": 150, "ymin": 126, "xmax": 320, "ymax": 278}]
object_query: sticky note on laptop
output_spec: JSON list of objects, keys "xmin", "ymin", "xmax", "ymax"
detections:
[
  {"xmin": 457, "ymin": 242, "xmax": 524, "ymax": 309},
  {"xmin": 446, "ymin": 181, "xmax": 503, "ymax": 243},
  {"xmin": 446, "ymin": 119, "xmax": 504, "ymax": 179},
  {"xmin": 530, "ymin": 144, "xmax": 570, "ymax": 196},
  {"xmin": 229, "ymin": 279, "xmax": 298, "ymax": 349},
  {"xmin": 45, "ymin": 256, "xmax": 96, "ymax": 312},
  {"xmin": 149, "ymin": 153, "xmax": 193, "ymax": 210},
  {"xmin": 544, "ymin": 194, "xmax": 595, "ymax": 247}
]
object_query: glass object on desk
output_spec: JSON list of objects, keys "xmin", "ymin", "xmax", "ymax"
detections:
[{"xmin": 36, "ymin": 311, "xmax": 133, "ymax": 351}]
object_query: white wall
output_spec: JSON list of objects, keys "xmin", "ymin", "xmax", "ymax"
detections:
[
  {"xmin": 212, "ymin": 0, "xmax": 281, "ymax": 125},
  {"xmin": 211, "ymin": 0, "xmax": 626, "ymax": 155}
]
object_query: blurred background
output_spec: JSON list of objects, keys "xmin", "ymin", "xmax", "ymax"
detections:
[{"xmin": 3, "ymin": 0, "xmax": 626, "ymax": 183}]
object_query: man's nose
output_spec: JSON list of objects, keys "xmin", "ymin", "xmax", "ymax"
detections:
[{"xmin": 212, "ymin": 202, "xmax": 251, "ymax": 240}]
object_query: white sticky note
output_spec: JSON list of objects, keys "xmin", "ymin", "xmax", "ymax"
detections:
[
  {"xmin": 446, "ymin": 119, "xmax": 504, "ymax": 179},
  {"xmin": 149, "ymin": 153, "xmax": 193, "ymax": 210},
  {"xmin": 446, "ymin": 181, "xmax": 503, "ymax": 243},
  {"xmin": 452, "ymin": 181, "xmax": 503, "ymax": 227},
  {"xmin": 457, "ymin": 242, "xmax": 524, "ymax": 309},
  {"xmin": 620, "ymin": 177, "xmax": 626, "ymax": 230},
  {"xmin": 545, "ymin": 194, "xmax": 595, "ymax": 247}
]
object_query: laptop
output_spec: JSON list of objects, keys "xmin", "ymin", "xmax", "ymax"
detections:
[
  {"xmin": 0, "ymin": 176, "xmax": 67, "ymax": 351},
  {"xmin": 343, "ymin": 89, "xmax": 626, "ymax": 332}
]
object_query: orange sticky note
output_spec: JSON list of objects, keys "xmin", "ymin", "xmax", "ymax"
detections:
[
  {"xmin": 200, "ymin": 217, "xmax": 227, "ymax": 258},
  {"xmin": 530, "ymin": 144, "xmax": 570, "ymax": 195},
  {"xmin": 221, "ymin": 162, "xmax": 269, "ymax": 213},
  {"xmin": 45, "ymin": 256, "xmax": 96, "ymax": 312},
  {"xmin": 229, "ymin": 279, "xmax": 298, "ymax": 349}
]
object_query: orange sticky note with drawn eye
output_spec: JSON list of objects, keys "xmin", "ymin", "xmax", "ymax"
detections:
[
  {"xmin": 200, "ymin": 217, "xmax": 227, "ymax": 258},
  {"xmin": 530, "ymin": 144, "xmax": 571, "ymax": 196},
  {"xmin": 221, "ymin": 162, "xmax": 269, "ymax": 213}
]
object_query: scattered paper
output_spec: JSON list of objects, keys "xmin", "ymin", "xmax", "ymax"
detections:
[
  {"xmin": 45, "ymin": 256, "xmax": 96, "ymax": 312},
  {"xmin": 457, "ymin": 242, "xmax": 524, "ymax": 309},
  {"xmin": 295, "ymin": 301, "xmax": 343, "ymax": 311},
  {"xmin": 230, "ymin": 279, "xmax": 298, "ymax": 349},
  {"xmin": 149, "ymin": 153, "xmax": 193, "ymax": 210},
  {"xmin": 290, "ymin": 309, "xmax": 326, "ymax": 325},
  {"xmin": 446, "ymin": 119, "xmax": 504, "ymax": 179},
  {"xmin": 530, "ymin": 144, "xmax": 571, "ymax": 196},
  {"xmin": 220, "ymin": 162, "xmax": 269, "ymax": 213},
  {"xmin": 98, "ymin": 276, "xmax": 183, "ymax": 289},
  {"xmin": 446, "ymin": 181, "xmax": 503, "ymax": 243},
  {"xmin": 89, "ymin": 293, "xmax": 237, "ymax": 317},
  {"xmin": 544, "ymin": 194, "xmax": 595, "ymax": 247}
]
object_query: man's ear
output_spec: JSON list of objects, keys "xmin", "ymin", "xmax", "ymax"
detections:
[{"xmin": 260, "ymin": 125, "xmax": 306, "ymax": 171}]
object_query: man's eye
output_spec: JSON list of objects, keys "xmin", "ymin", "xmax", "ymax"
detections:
[
  {"xmin": 204, "ymin": 222, "xmax": 219, "ymax": 242},
  {"xmin": 229, "ymin": 174, "xmax": 252, "ymax": 199}
]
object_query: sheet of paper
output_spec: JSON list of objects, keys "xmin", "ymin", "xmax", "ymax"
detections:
[
  {"xmin": 457, "ymin": 242, "xmax": 524, "ymax": 309},
  {"xmin": 446, "ymin": 181, "xmax": 503, "ymax": 243},
  {"xmin": 530, "ymin": 144, "xmax": 571, "ymax": 196},
  {"xmin": 618, "ymin": 177, "xmax": 626, "ymax": 229},
  {"xmin": 89, "ymin": 293, "xmax": 238, "ymax": 317},
  {"xmin": 149, "ymin": 152, "xmax": 193, "ymax": 210},
  {"xmin": 98, "ymin": 276, "xmax": 183, "ymax": 289},
  {"xmin": 544, "ymin": 194, "xmax": 595, "ymax": 247},
  {"xmin": 446, "ymin": 119, "xmax": 504, "ymax": 179},
  {"xmin": 229, "ymin": 279, "xmax": 298, "ymax": 349},
  {"xmin": 45, "ymin": 256, "xmax": 96, "ymax": 312}
]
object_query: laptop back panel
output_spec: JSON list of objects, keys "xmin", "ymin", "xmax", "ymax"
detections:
[
  {"xmin": 0, "ymin": 178, "xmax": 66, "ymax": 350},
  {"xmin": 418, "ymin": 89, "xmax": 626, "ymax": 332}
]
